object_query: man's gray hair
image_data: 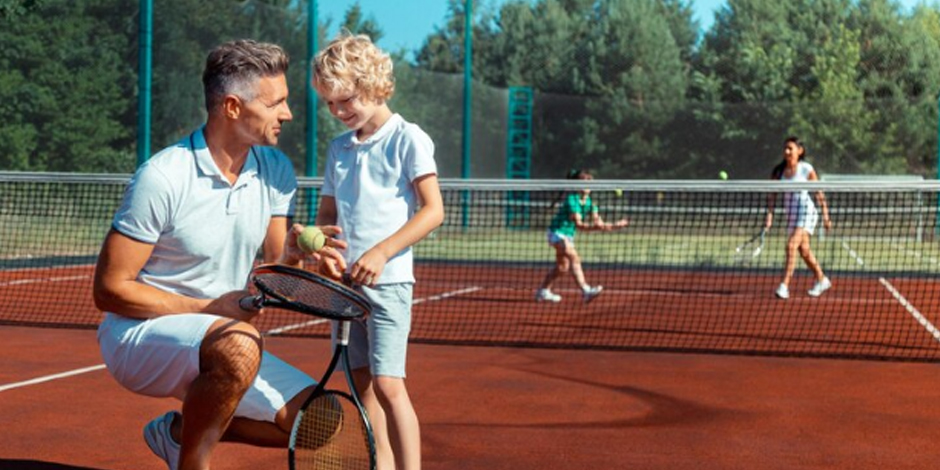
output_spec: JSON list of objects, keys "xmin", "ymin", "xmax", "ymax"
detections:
[{"xmin": 202, "ymin": 39, "xmax": 289, "ymax": 112}]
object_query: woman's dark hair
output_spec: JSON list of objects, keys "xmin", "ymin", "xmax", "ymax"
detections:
[
  {"xmin": 771, "ymin": 136, "xmax": 806, "ymax": 180},
  {"xmin": 566, "ymin": 168, "xmax": 592, "ymax": 180},
  {"xmin": 551, "ymin": 169, "xmax": 593, "ymax": 208}
]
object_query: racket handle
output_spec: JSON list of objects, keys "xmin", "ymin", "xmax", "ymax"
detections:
[
  {"xmin": 239, "ymin": 295, "xmax": 262, "ymax": 311},
  {"xmin": 337, "ymin": 320, "xmax": 351, "ymax": 345}
]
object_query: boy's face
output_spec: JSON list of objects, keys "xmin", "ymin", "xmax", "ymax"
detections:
[{"xmin": 317, "ymin": 86, "xmax": 384, "ymax": 133}]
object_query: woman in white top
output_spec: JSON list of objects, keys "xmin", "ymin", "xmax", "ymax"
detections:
[{"xmin": 764, "ymin": 136, "xmax": 832, "ymax": 299}]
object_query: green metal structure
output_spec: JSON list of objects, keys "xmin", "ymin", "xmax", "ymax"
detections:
[{"xmin": 505, "ymin": 86, "xmax": 533, "ymax": 228}]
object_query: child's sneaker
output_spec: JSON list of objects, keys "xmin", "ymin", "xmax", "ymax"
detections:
[
  {"xmin": 582, "ymin": 285, "xmax": 603, "ymax": 304},
  {"xmin": 774, "ymin": 283, "xmax": 790, "ymax": 299},
  {"xmin": 535, "ymin": 288, "xmax": 562, "ymax": 303},
  {"xmin": 808, "ymin": 277, "xmax": 832, "ymax": 297},
  {"xmin": 144, "ymin": 411, "xmax": 181, "ymax": 470}
]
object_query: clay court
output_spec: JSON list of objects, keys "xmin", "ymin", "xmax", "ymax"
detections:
[{"xmin": 3, "ymin": 262, "xmax": 940, "ymax": 469}]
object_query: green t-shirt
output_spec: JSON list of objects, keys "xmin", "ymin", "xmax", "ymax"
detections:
[{"xmin": 549, "ymin": 193, "xmax": 597, "ymax": 237}]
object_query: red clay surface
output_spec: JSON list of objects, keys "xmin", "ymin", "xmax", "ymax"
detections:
[
  {"xmin": 5, "ymin": 264, "xmax": 940, "ymax": 362},
  {"xmin": 2, "ymin": 325, "xmax": 940, "ymax": 470},
  {"xmin": 4, "ymin": 261, "xmax": 940, "ymax": 468}
]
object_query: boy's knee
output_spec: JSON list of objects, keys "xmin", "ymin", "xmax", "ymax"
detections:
[{"xmin": 373, "ymin": 376, "xmax": 408, "ymax": 404}]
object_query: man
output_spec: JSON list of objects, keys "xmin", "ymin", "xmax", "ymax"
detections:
[{"xmin": 93, "ymin": 39, "xmax": 344, "ymax": 470}]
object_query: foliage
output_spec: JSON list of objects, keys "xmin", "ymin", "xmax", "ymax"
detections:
[{"xmin": 3, "ymin": 0, "xmax": 940, "ymax": 179}]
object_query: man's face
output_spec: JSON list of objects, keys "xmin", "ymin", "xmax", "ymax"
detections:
[{"xmin": 237, "ymin": 74, "xmax": 292, "ymax": 146}]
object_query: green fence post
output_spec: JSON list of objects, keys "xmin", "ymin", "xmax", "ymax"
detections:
[{"xmin": 136, "ymin": 0, "xmax": 153, "ymax": 167}]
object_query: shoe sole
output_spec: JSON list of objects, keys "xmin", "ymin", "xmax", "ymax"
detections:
[{"xmin": 583, "ymin": 292, "xmax": 602, "ymax": 304}]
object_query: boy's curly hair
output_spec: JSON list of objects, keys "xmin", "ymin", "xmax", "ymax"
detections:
[{"xmin": 312, "ymin": 31, "xmax": 395, "ymax": 102}]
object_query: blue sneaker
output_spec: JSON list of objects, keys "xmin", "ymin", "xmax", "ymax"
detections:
[{"xmin": 144, "ymin": 411, "xmax": 181, "ymax": 470}]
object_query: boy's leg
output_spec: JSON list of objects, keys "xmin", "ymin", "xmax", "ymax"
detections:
[
  {"xmin": 355, "ymin": 283, "xmax": 419, "ymax": 470},
  {"xmin": 374, "ymin": 376, "xmax": 421, "ymax": 470},
  {"xmin": 353, "ymin": 368, "xmax": 394, "ymax": 470}
]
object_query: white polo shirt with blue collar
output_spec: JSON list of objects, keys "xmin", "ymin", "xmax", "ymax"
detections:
[
  {"xmin": 111, "ymin": 127, "xmax": 297, "ymax": 299},
  {"xmin": 321, "ymin": 113, "xmax": 437, "ymax": 284}
]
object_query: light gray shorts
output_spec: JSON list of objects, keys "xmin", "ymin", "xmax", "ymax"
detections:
[
  {"xmin": 97, "ymin": 312, "xmax": 315, "ymax": 422},
  {"xmin": 547, "ymin": 231, "xmax": 574, "ymax": 247},
  {"xmin": 337, "ymin": 283, "xmax": 413, "ymax": 378}
]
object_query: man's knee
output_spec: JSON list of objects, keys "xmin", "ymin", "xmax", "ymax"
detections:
[{"xmin": 201, "ymin": 320, "xmax": 263, "ymax": 382}]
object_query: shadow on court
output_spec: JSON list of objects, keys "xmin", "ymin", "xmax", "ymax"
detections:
[{"xmin": 0, "ymin": 460, "xmax": 102, "ymax": 470}]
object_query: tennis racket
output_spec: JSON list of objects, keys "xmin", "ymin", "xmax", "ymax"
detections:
[
  {"xmin": 733, "ymin": 228, "xmax": 765, "ymax": 263},
  {"xmin": 241, "ymin": 264, "xmax": 364, "ymax": 321},
  {"xmin": 244, "ymin": 264, "xmax": 376, "ymax": 470}
]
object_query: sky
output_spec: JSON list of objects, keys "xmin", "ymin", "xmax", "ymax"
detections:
[{"xmin": 320, "ymin": 0, "xmax": 926, "ymax": 55}]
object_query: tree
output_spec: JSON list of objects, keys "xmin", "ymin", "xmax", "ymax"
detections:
[{"xmin": 0, "ymin": 0, "xmax": 135, "ymax": 172}]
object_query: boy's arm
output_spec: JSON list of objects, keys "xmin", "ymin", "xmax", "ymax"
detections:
[
  {"xmin": 315, "ymin": 195, "xmax": 339, "ymax": 225},
  {"xmin": 351, "ymin": 174, "xmax": 444, "ymax": 285}
]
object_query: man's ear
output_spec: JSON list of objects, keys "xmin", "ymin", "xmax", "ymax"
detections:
[{"xmin": 222, "ymin": 94, "xmax": 242, "ymax": 119}]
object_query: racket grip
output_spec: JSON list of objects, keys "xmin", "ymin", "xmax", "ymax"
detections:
[{"xmin": 239, "ymin": 295, "xmax": 262, "ymax": 311}]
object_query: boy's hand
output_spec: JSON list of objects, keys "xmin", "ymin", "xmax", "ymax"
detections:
[{"xmin": 350, "ymin": 248, "xmax": 389, "ymax": 287}]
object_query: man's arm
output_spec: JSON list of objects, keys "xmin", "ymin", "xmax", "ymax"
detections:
[{"xmin": 92, "ymin": 229, "xmax": 252, "ymax": 320}]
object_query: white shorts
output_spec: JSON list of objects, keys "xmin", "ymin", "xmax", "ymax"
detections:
[
  {"xmin": 97, "ymin": 312, "xmax": 315, "ymax": 422},
  {"xmin": 787, "ymin": 206, "xmax": 819, "ymax": 236},
  {"xmin": 338, "ymin": 283, "xmax": 413, "ymax": 378}
]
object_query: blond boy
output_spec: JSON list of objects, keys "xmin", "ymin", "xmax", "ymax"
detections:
[{"xmin": 312, "ymin": 32, "xmax": 444, "ymax": 470}]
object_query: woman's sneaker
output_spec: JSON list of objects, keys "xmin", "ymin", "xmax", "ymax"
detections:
[
  {"xmin": 535, "ymin": 288, "xmax": 562, "ymax": 303},
  {"xmin": 582, "ymin": 285, "xmax": 603, "ymax": 304},
  {"xmin": 774, "ymin": 283, "xmax": 790, "ymax": 299},
  {"xmin": 808, "ymin": 277, "xmax": 832, "ymax": 297}
]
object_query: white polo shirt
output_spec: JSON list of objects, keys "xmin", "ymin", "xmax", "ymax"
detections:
[
  {"xmin": 321, "ymin": 113, "xmax": 437, "ymax": 284},
  {"xmin": 112, "ymin": 128, "xmax": 297, "ymax": 299}
]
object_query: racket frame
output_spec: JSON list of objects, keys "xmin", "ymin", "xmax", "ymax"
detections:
[
  {"xmin": 289, "ymin": 320, "xmax": 377, "ymax": 470},
  {"xmin": 734, "ymin": 228, "xmax": 766, "ymax": 263},
  {"xmin": 246, "ymin": 264, "xmax": 369, "ymax": 320}
]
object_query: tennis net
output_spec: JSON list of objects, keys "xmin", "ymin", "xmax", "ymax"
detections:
[{"xmin": 3, "ymin": 172, "xmax": 940, "ymax": 362}]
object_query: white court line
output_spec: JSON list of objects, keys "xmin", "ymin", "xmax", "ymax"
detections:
[
  {"xmin": 265, "ymin": 286, "xmax": 482, "ymax": 336},
  {"xmin": 841, "ymin": 239, "xmax": 865, "ymax": 266},
  {"xmin": 0, "ymin": 364, "xmax": 106, "ymax": 393},
  {"xmin": 413, "ymin": 286, "xmax": 481, "ymax": 305},
  {"xmin": 891, "ymin": 243, "xmax": 940, "ymax": 267},
  {"xmin": 0, "ymin": 285, "xmax": 483, "ymax": 392},
  {"xmin": 879, "ymin": 277, "xmax": 940, "ymax": 344},
  {"xmin": 0, "ymin": 274, "xmax": 89, "ymax": 288},
  {"xmin": 264, "ymin": 318, "xmax": 330, "ymax": 336}
]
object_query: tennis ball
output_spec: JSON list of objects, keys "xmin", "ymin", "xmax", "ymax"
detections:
[
  {"xmin": 614, "ymin": 188, "xmax": 623, "ymax": 197},
  {"xmin": 297, "ymin": 226, "xmax": 327, "ymax": 254},
  {"xmin": 719, "ymin": 170, "xmax": 729, "ymax": 180}
]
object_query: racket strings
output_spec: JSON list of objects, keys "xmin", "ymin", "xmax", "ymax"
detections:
[
  {"xmin": 255, "ymin": 272, "xmax": 367, "ymax": 318},
  {"xmin": 294, "ymin": 393, "xmax": 372, "ymax": 470}
]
